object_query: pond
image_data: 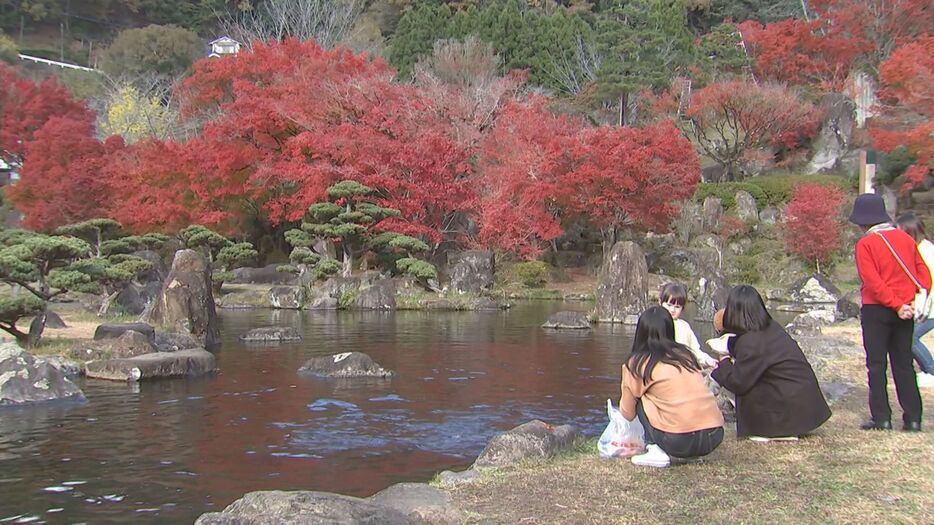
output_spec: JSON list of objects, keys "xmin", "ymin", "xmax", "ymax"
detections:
[{"xmin": 0, "ymin": 301, "xmax": 719, "ymax": 524}]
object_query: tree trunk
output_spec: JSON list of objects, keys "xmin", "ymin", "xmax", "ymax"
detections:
[
  {"xmin": 341, "ymin": 246, "xmax": 352, "ymax": 277},
  {"xmin": 27, "ymin": 309, "xmax": 47, "ymax": 348},
  {"xmin": 601, "ymin": 227, "xmax": 618, "ymax": 263},
  {"xmin": 618, "ymin": 93, "xmax": 627, "ymax": 127},
  {"xmin": 98, "ymin": 291, "xmax": 120, "ymax": 317}
]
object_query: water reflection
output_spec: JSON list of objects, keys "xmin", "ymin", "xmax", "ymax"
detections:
[{"xmin": 0, "ymin": 301, "xmax": 718, "ymax": 524}]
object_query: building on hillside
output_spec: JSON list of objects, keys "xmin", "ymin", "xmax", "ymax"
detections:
[{"xmin": 208, "ymin": 36, "xmax": 241, "ymax": 58}]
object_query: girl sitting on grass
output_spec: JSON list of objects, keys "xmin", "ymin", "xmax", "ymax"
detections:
[
  {"xmin": 711, "ymin": 285, "xmax": 831, "ymax": 442},
  {"xmin": 620, "ymin": 306, "xmax": 725, "ymax": 468},
  {"xmin": 659, "ymin": 282, "xmax": 718, "ymax": 368}
]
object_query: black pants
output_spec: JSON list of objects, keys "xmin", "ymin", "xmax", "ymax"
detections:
[
  {"xmin": 861, "ymin": 304, "xmax": 923, "ymax": 424},
  {"xmin": 636, "ymin": 401, "xmax": 723, "ymax": 458}
]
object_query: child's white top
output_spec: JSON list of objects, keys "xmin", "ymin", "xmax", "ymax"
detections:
[
  {"xmin": 919, "ymin": 239, "xmax": 934, "ymax": 285},
  {"xmin": 674, "ymin": 318, "xmax": 716, "ymax": 367}
]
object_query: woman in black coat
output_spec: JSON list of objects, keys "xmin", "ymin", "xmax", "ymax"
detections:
[{"xmin": 711, "ymin": 285, "xmax": 831, "ymax": 439}]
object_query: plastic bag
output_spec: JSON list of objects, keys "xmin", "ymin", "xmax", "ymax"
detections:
[{"xmin": 597, "ymin": 399, "xmax": 646, "ymax": 458}]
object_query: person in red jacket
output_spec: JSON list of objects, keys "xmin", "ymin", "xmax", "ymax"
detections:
[{"xmin": 850, "ymin": 193, "xmax": 931, "ymax": 432}]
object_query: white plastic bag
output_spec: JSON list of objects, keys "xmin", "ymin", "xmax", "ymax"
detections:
[{"xmin": 597, "ymin": 399, "xmax": 646, "ymax": 458}]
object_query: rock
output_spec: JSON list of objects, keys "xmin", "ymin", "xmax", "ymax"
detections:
[
  {"xmin": 230, "ymin": 264, "xmax": 298, "ymax": 285},
  {"xmin": 216, "ymin": 287, "xmax": 271, "ymax": 309},
  {"xmin": 594, "ymin": 241, "xmax": 648, "ymax": 324},
  {"xmin": 0, "ymin": 343, "xmax": 85, "ymax": 406},
  {"xmin": 195, "ymin": 490, "xmax": 412, "ymax": 525},
  {"xmin": 542, "ymin": 311, "xmax": 591, "ymax": 329},
  {"xmin": 702, "ymin": 197, "xmax": 722, "ymax": 232},
  {"xmin": 473, "ymin": 420, "xmax": 578, "ymax": 469},
  {"xmin": 115, "ymin": 280, "xmax": 163, "ymax": 316},
  {"xmin": 240, "ymin": 327, "xmax": 303, "ymax": 343},
  {"xmin": 563, "ymin": 293, "xmax": 591, "ymax": 302},
  {"xmin": 835, "ymin": 290, "xmax": 861, "ymax": 321},
  {"xmin": 734, "ymin": 191, "xmax": 759, "ymax": 222},
  {"xmin": 702, "ymin": 165, "xmax": 727, "ymax": 183},
  {"xmin": 42, "ymin": 356, "xmax": 83, "ymax": 377},
  {"xmin": 786, "ymin": 312, "xmax": 829, "ymax": 336},
  {"xmin": 447, "ymin": 250, "xmax": 495, "ymax": 295},
  {"xmin": 44, "ymin": 311, "xmax": 67, "ymax": 329},
  {"xmin": 368, "ymin": 483, "xmax": 463, "ymax": 524},
  {"xmin": 694, "ymin": 271, "xmax": 729, "ymax": 322},
  {"xmin": 759, "ymin": 207, "xmax": 781, "ymax": 225},
  {"xmin": 269, "ymin": 286, "xmax": 304, "ymax": 309},
  {"xmin": 674, "ymin": 201, "xmax": 704, "ymax": 244},
  {"xmin": 94, "ymin": 323, "xmax": 156, "ymax": 345},
  {"xmin": 704, "ymin": 371, "xmax": 735, "ymax": 422},
  {"xmin": 790, "ymin": 274, "xmax": 841, "ymax": 305},
  {"xmin": 147, "ymin": 249, "xmax": 220, "ymax": 347},
  {"xmin": 355, "ymin": 279, "xmax": 396, "ymax": 310},
  {"xmin": 806, "ymin": 94, "xmax": 856, "ymax": 174},
  {"xmin": 820, "ymin": 381, "xmax": 851, "ymax": 404},
  {"xmin": 299, "ymin": 352, "xmax": 393, "ymax": 378},
  {"xmin": 153, "ymin": 331, "xmax": 202, "ymax": 352},
  {"xmin": 71, "ymin": 330, "xmax": 156, "ymax": 361},
  {"xmin": 437, "ymin": 469, "xmax": 481, "ymax": 486},
  {"xmin": 85, "ymin": 349, "xmax": 216, "ymax": 382},
  {"xmin": 307, "ymin": 296, "xmax": 338, "ymax": 310}
]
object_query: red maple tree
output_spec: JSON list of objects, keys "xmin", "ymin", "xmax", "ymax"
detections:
[{"xmin": 783, "ymin": 183, "xmax": 846, "ymax": 272}]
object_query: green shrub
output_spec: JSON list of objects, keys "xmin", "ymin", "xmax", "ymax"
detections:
[
  {"xmin": 876, "ymin": 146, "xmax": 916, "ymax": 186},
  {"xmin": 513, "ymin": 261, "xmax": 549, "ymax": 288},
  {"xmin": 693, "ymin": 182, "xmax": 767, "ymax": 211}
]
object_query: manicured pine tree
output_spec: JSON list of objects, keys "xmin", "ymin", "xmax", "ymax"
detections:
[{"xmin": 178, "ymin": 225, "xmax": 258, "ymax": 292}]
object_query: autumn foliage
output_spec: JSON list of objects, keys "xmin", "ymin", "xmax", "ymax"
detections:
[{"xmin": 783, "ymin": 183, "xmax": 847, "ymax": 271}]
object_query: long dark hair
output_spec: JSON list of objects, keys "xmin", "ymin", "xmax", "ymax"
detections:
[
  {"xmin": 626, "ymin": 306, "xmax": 701, "ymax": 385},
  {"xmin": 896, "ymin": 212, "xmax": 927, "ymax": 243},
  {"xmin": 723, "ymin": 285, "xmax": 772, "ymax": 335}
]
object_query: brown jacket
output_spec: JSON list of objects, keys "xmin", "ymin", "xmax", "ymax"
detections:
[{"xmin": 621, "ymin": 361, "xmax": 724, "ymax": 434}]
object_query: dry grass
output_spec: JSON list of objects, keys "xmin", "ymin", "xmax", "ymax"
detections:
[{"xmin": 447, "ymin": 323, "xmax": 934, "ymax": 524}]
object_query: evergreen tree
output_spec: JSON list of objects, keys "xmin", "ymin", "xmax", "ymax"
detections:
[
  {"xmin": 387, "ymin": 3, "xmax": 455, "ymax": 78},
  {"xmin": 595, "ymin": 0, "xmax": 695, "ymax": 125},
  {"xmin": 178, "ymin": 225, "xmax": 258, "ymax": 292}
]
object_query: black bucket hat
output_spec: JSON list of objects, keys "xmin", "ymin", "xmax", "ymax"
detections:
[{"xmin": 848, "ymin": 193, "xmax": 891, "ymax": 226}]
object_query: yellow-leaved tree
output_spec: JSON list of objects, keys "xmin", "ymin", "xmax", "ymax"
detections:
[{"xmin": 100, "ymin": 85, "xmax": 174, "ymax": 143}]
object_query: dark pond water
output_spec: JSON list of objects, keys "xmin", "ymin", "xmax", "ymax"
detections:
[{"xmin": 0, "ymin": 301, "xmax": 720, "ymax": 524}]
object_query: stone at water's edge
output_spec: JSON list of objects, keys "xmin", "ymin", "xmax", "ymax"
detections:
[
  {"xmin": 541, "ymin": 311, "xmax": 591, "ymax": 329},
  {"xmin": 790, "ymin": 274, "xmax": 841, "ymax": 305},
  {"xmin": 694, "ymin": 271, "xmax": 728, "ymax": 322},
  {"xmin": 369, "ymin": 483, "xmax": 464, "ymax": 524},
  {"xmin": 93, "ymin": 323, "xmax": 156, "ymax": 345},
  {"xmin": 299, "ymin": 352, "xmax": 393, "ymax": 378},
  {"xmin": 268, "ymin": 286, "xmax": 304, "ymax": 309},
  {"xmin": 355, "ymin": 279, "xmax": 396, "ymax": 310},
  {"xmin": 153, "ymin": 331, "xmax": 202, "ymax": 352},
  {"xmin": 0, "ymin": 343, "xmax": 85, "ymax": 406},
  {"xmin": 594, "ymin": 241, "xmax": 648, "ymax": 324},
  {"xmin": 84, "ymin": 349, "xmax": 216, "ymax": 382},
  {"xmin": 835, "ymin": 290, "xmax": 861, "ymax": 321},
  {"xmin": 146, "ymin": 249, "xmax": 220, "ymax": 347},
  {"xmin": 240, "ymin": 327, "xmax": 303, "ymax": 343},
  {"xmin": 447, "ymin": 250, "xmax": 494, "ymax": 295},
  {"xmin": 195, "ymin": 490, "xmax": 414, "ymax": 525},
  {"xmin": 71, "ymin": 330, "xmax": 156, "ymax": 362},
  {"xmin": 473, "ymin": 420, "xmax": 578, "ymax": 469}
]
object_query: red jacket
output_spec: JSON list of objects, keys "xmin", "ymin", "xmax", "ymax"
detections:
[{"xmin": 855, "ymin": 227, "xmax": 932, "ymax": 310}]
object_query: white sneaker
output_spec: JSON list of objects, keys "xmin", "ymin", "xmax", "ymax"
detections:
[
  {"xmin": 748, "ymin": 436, "xmax": 799, "ymax": 443},
  {"xmin": 631, "ymin": 444, "xmax": 670, "ymax": 468},
  {"xmin": 917, "ymin": 372, "xmax": 934, "ymax": 388}
]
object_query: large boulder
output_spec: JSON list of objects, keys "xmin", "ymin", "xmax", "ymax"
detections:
[
  {"xmin": 299, "ymin": 352, "xmax": 393, "ymax": 378},
  {"xmin": 835, "ymin": 290, "xmax": 861, "ymax": 321},
  {"xmin": 71, "ymin": 330, "xmax": 156, "ymax": 361},
  {"xmin": 806, "ymin": 93, "xmax": 856, "ymax": 174},
  {"xmin": 734, "ymin": 191, "xmax": 759, "ymax": 223},
  {"xmin": 447, "ymin": 250, "xmax": 494, "ymax": 295},
  {"xmin": 240, "ymin": 327, "xmax": 303, "ymax": 343},
  {"xmin": 195, "ymin": 491, "xmax": 412, "ymax": 525},
  {"xmin": 790, "ymin": 274, "xmax": 841, "ymax": 305},
  {"xmin": 674, "ymin": 201, "xmax": 704, "ymax": 244},
  {"xmin": 759, "ymin": 207, "xmax": 781, "ymax": 225},
  {"xmin": 0, "ymin": 343, "xmax": 85, "ymax": 406},
  {"xmin": 355, "ymin": 279, "xmax": 396, "ymax": 310},
  {"xmin": 114, "ymin": 281, "xmax": 163, "ymax": 316},
  {"xmin": 473, "ymin": 420, "xmax": 578, "ymax": 469},
  {"xmin": 230, "ymin": 264, "xmax": 297, "ymax": 285},
  {"xmin": 701, "ymin": 197, "xmax": 722, "ymax": 232},
  {"xmin": 85, "ymin": 349, "xmax": 216, "ymax": 382},
  {"xmin": 44, "ymin": 311, "xmax": 67, "ymax": 329},
  {"xmin": 146, "ymin": 249, "xmax": 220, "ymax": 347},
  {"xmin": 541, "ymin": 311, "xmax": 591, "ymax": 330},
  {"xmin": 94, "ymin": 322, "xmax": 156, "ymax": 345},
  {"xmin": 368, "ymin": 483, "xmax": 463, "ymax": 524},
  {"xmin": 269, "ymin": 286, "xmax": 304, "ymax": 309},
  {"xmin": 594, "ymin": 241, "xmax": 648, "ymax": 324},
  {"xmin": 694, "ymin": 271, "xmax": 729, "ymax": 322},
  {"xmin": 153, "ymin": 331, "xmax": 202, "ymax": 352}
]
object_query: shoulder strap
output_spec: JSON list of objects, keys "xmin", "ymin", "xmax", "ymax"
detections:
[{"xmin": 874, "ymin": 232, "xmax": 922, "ymax": 290}]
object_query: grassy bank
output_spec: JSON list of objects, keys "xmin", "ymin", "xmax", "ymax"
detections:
[{"xmin": 446, "ymin": 325, "xmax": 934, "ymax": 524}]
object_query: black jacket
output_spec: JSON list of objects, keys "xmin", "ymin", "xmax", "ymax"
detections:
[{"xmin": 711, "ymin": 321, "xmax": 831, "ymax": 438}]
